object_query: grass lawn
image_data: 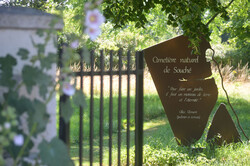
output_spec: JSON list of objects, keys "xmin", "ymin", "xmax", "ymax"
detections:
[{"xmin": 67, "ymin": 73, "xmax": 250, "ymax": 165}]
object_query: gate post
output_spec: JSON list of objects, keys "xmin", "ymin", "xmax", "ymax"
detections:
[
  {"xmin": 135, "ymin": 51, "xmax": 144, "ymax": 166},
  {"xmin": 0, "ymin": 6, "xmax": 63, "ymax": 151}
]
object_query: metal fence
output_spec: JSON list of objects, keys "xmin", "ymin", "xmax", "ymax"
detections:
[{"xmin": 58, "ymin": 47, "xmax": 144, "ymax": 166}]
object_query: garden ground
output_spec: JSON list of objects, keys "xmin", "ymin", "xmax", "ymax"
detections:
[{"xmin": 68, "ymin": 67, "xmax": 250, "ymax": 165}]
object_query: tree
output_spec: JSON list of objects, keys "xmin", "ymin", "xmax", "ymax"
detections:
[
  {"xmin": 208, "ymin": 0, "xmax": 250, "ymax": 67},
  {"xmin": 222, "ymin": 0, "xmax": 249, "ymax": 49},
  {"xmin": 4, "ymin": 0, "xmax": 246, "ymax": 56},
  {"xmin": 102, "ymin": 0, "xmax": 233, "ymax": 54}
]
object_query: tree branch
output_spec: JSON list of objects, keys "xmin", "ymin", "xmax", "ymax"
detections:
[
  {"xmin": 211, "ymin": 49, "xmax": 249, "ymax": 141},
  {"xmin": 206, "ymin": 0, "xmax": 235, "ymax": 26}
]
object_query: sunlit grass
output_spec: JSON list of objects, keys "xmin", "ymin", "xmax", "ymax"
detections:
[
  {"xmin": 66, "ymin": 69, "xmax": 249, "ymax": 165},
  {"xmin": 69, "ymin": 93, "xmax": 250, "ymax": 165}
]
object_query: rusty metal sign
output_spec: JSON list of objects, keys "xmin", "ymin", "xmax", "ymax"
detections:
[
  {"xmin": 206, "ymin": 103, "xmax": 241, "ymax": 145},
  {"xmin": 144, "ymin": 35, "xmax": 218, "ymax": 145}
]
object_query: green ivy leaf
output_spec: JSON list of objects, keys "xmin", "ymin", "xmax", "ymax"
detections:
[
  {"xmin": 61, "ymin": 99, "xmax": 74, "ymax": 123},
  {"xmin": 36, "ymin": 72, "xmax": 53, "ymax": 99},
  {"xmin": 40, "ymin": 52, "xmax": 57, "ymax": 70},
  {"xmin": 22, "ymin": 65, "xmax": 53, "ymax": 98},
  {"xmin": 17, "ymin": 48, "xmax": 29, "ymax": 60},
  {"xmin": 6, "ymin": 93, "xmax": 48, "ymax": 134},
  {"xmin": 72, "ymin": 90, "xmax": 86, "ymax": 108},
  {"xmin": 63, "ymin": 47, "xmax": 74, "ymax": 65},
  {"xmin": 0, "ymin": 54, "xmax": 17, "ymax": 87},
  {"xmin": 0, "ymin": 54, "xmax": 17, "ymax": 69},
  {"xmin": 37, "ymin": 71, "xmax": 53, "ymax": 85},
  {"xmin": 22, "ymin": 66, "xmax": 40, "ymax": 93},
  {"xmin": 82, "ymin": 47, "xmax": 90, "ymax": 64},
  {"xmin": 39, "ymin": 84, "xmax": 48, "ymax": 100},
  {"xmin": 39, "ymin": 138, "xmax": 74, "ymax": 166},
  {"xmin": 31, "ymin": 100, "xmax": 49, "ymax": 134},
  {"xmin": 30, "ymin": 55, "xmax": 39, "ymax": 63},
  {"xmin": 37, "ymin": 44, "xmax": 45, "ymax": 56},
  {"xmin": 8, "ymin": 95, "xmax": 34, "ymax": 115},
  {"xmin": 7, "ymin": 96, "xmax": 48, "ymax": 134}
]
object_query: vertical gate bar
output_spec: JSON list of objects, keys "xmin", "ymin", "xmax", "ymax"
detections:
[
  {"xmin": 109, "ymin": 51, "xmax": 113, "ymax": 166},
  {"xmin": 134, "ymin": 52, "xmax": 138, "ymax": 166},
  {"xmin": 99, "ymin": 50, "xmax": 104, "ymax": 166},
  {"xmin": 135, "ymin": 51, "xmax": 144, "ymax": 166},
  {"xmin": 79, "ymin": 49, "xmax": 84, "ymax": 166},
  {"xmin": 58, "ymin": 43, "xmax": 70, "ymax": 146},
  {"xmin": 118, "ymin": 49, "xmax": 122, "ymax": 166},
  {"xmin": 90, "ymin": 50, "xmax": 94, "ymax": 166},
  {"xmin": 126, "ymin": 50, "xmax": 131, "ymax": 166}
]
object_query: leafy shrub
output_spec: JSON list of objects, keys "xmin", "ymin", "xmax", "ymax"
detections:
[
  {"xmin": 120, "ymin": 145, "xmax": 188, "ymax": 165},
  {"xmin": 120, "ymin": 142, "xmax": 250, "ymax": 165}
]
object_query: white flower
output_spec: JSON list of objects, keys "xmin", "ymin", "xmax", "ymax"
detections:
[
  {"xmin": 85, "ymin": 27, "xmax": 101, "ymax": 41},
  {"xmin": 62, "ymin": 82, "xmax": 75, "ymax": 96},
  {"xmin": 70, "ymin": 40, "xmax": 79, "ymax": 49},
  {"xmin": 85, "ymin": 9, "xmax": 105, "ymax": 28},
  {"xmin": 13, "ymin": 134, "xmax": 24, "ymax": 146},
  {"xmin": 4, "ymin": 122, "xmax": 11, "ymax": 129},
  {"xmin": 0, "ymin": 125, "xmax": 2, "ymax": 132}
]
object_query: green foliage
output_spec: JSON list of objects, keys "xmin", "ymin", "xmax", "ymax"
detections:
[
  {"xmin": 2, "ymin": 0, "xmax": 54, "ymax": 10},
  {"xmin": 7, "ymin": 93, "xmax": 33, "ymax": 115},
  {"xmin": 209, "ymin": 0, "xmax": 250, "ymax": 67},
  {"xmin": 0, "ymin": 1, "xmax": 93, "ymax": 165},
  {"xmin": 61, "ymin": 4, "xmax": 180, "ymax": 67},
  {"xmin": 22, "ymin": 65, "xmax": 53, "ymax": 98},
  {"xmin": 143, "ymin": 145, "xmax": 188, "ymax": 165},
  {"xmin": 40, "ymin": 52, "xmax": 57, "ymax": 70},
  {"xmin": 72, "ymin": 89, "xmax": 86, "ymax": 108},
  {"xmin": 59, "ymin": 0, "xmax": 248, "ymax": 59},
  {"xmin": 102, "ymin": 0, "xmax": 230, "ymax": 54},
  {"xmin": 39, "ymin": 138, "xmax": 74, "ymax": 166},
  {"xmin": 222, "ymin": 0, "xmax": 249, "ymax": 49},
  {"xmin": 0, "ymin": 54, "xmax": 53, "ymax": 165},
  {"xmin": 94, "ymin": 8, "xmax": 179, "ymax": 52},
  {"xmin": 30, "ymin": 100, "xmax": 49, "ymax": 134},
  {"xmin": 0, "ymin": 27, "xmax": 82, "ymax": 165},
  {"xmin": 61, "ymin": 98, "xmax": 74, "ymax": 123},
  {"xmin": 6, "ymin": 93, "xmax": 49, "ymax": 135},
  {"xmin": 0, "ymin": 55, "xmax": 17, "ymax": 87},
  {"xmin": 0, "ymin": 106, "xmax": 18, "ymax": 165},
  {"xmin": 120, "ymin": 122, "xmax": 250, "ymax": 165},
  {"xmin": 69, "ymin": 88, "xmax": 250, "ymax": 165},
  {"xmin": 22, "ymin": 66, "xmax": 40, "ymax": 92},
  {"xmin": 17, "ymin": 48, "xmax": 29, "ymax": 60},
  {"xmin": 62, "ymin": 0, "xmax": 88, "ymax": 35},
  {"xmin": 121, "ymin": 142, "xmax": 250, "ymax": 165}
]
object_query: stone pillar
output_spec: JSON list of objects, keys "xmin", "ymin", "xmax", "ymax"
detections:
[{"xmin": 0, "ymin": 7, "xmax": 63, "ymax": 152}]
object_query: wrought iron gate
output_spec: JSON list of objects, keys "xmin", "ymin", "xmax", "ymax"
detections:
[{"xmin": 58, "ymin": 47, "xmax": 144, "ymax": 166}]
